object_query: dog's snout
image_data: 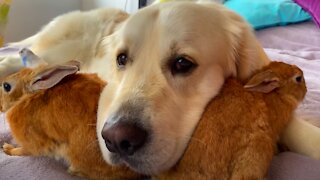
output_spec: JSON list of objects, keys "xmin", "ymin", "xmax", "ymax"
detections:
[{"xmin": 101, "ymin": 122, "xmax": 148, "ymax": 156}]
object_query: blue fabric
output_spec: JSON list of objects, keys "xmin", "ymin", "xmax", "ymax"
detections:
[{"xmin": 224, "ymin": 0, "xmax": 311, "ymax": 29}]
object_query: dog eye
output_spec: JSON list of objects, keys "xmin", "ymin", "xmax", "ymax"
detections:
[
  {"xmin": 171, "ymin": 57, "xmax": 196, "ymax": 75},
  {"xmin": 117, "ymin": 53, "xmax": 128, "ymax": 68},
  {"xmin": 3, "ymin": 82, "xmax": 11, "ymax": 92}
]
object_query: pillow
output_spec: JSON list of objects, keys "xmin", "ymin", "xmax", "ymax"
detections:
[
  {"xmin": 224, "ymin": 0, "xmax": 311, "ymax": 30},
  {"xmin": 294, "ymin": 0, "xmax": 320, "ymax": 27}
]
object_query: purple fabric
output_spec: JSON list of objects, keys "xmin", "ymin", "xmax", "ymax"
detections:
[
  {"xmin": 294, "ymin": 0, "xmax": 320, "ymax": 27},
  {"xmin": 0, "ymin": 21, "xmax": 320, "ymax": 179},
  {"xmin": 268, "ymin": 152, "xmax": 320, "ymax": 180}
]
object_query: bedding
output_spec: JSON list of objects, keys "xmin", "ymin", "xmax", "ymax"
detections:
[
  {"xmin": 294, "ymin": 0, "xmax": 320, "ymax": 27},
  {"xmin": 0, "ymin": 21, "xmax": 320, "ymax": 179},
  {"xmin": 224, "ymin": 0, "xmax": 311, "ymax": 29}
]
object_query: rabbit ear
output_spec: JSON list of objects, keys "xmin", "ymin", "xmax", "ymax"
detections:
[
  {"xmin": 19, "ymin": 48, "xmax": 47, "ymax": 68},
  {"xmin": 30, "ymin": 61, "xmax": 80, "ymax": 91},
  {"xmin": 244, "ymin": 70, "xmax": 280, "ymax": 93}
]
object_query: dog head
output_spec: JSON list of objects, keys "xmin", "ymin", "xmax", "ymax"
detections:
[{"xmin": 96, "ymin": 2, "xmax": 270, "ymax": 175}]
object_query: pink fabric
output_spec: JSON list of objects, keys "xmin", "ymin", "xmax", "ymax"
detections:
[{"xmin": 294, "ymin": 0, "xmax": 320, "ymax": 27}]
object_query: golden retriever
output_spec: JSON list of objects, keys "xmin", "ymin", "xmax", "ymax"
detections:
[{"xmin": 1, "ymin": 1, "xmax": 319, "ymax": 175}]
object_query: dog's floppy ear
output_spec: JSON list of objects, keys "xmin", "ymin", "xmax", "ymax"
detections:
[
  {"xmin": 95, "ymin": 9, "xmax": 129, "ymax": 58},
  {"xmin": 101, "ymin": 8, "xmax": 129, "ymax": 36},
  {"xmin": 195, "ymin": 2, "xmax": 270, "ymax": 81},
  {"xmin": 221, "ymin": 7, "xmax": 270, "ymax": 82},
  {"xmin": 29, "ymin": 60, "xmax": 80, "ymax": 91},
  {"xmin": 244, "ymin": 70, "xmax": 280, "ymax": 93}
]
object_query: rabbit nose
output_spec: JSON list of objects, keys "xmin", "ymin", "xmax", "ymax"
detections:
[{"xmin": 101, "ymin": 122, "xmax": 148, "ymax": 156}]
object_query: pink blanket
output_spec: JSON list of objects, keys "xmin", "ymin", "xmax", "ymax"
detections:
[{"xmin": 1, "ymin": 21, "xmax": 320, "ymax": 179}]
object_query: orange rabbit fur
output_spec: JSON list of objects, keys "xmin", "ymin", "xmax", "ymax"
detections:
[
  {"xmin": 157, "ymin": 62, "xmax": 307, "ymax": 180},
  {"xmin": 0, "ymin": 61, "xmax": 140, "ymax": 179}
]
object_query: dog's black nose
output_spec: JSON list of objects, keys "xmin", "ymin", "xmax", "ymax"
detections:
[{"xmin": 101, "ymin": 122, "xmax": 148, "ymax": 156}]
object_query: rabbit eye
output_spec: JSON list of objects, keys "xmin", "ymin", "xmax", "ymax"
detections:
[
  {"xmin": 295, "ymin": 76, "xmax": 302, "ymax": 83},
  {"xmin": 3, "ymin": 82, "xmax": 11, "ymax": 92}
]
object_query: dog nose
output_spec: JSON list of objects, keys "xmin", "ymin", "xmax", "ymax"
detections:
[{"xmin": 101, "ymin": 122, "xmax": 148, "ymax": 156}]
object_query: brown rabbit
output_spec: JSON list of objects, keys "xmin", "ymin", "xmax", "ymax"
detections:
[
  {"xmin": 0, "ymin": 49, "xmax": 140, "ymax": 179},
  {"xmin": 157, "ymin": 61, "xmax": 307, "ymax": 180}
]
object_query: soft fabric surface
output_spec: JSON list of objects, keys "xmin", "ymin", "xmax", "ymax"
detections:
[
  {"xmin": 224, "ymin": 0, "xmax": 311, "ymax": 29},
  {"xmin": 0, "ymin": 21, "xmax": 320, "ymax": 179},
  {"xmin": 294, "ymin": 0, "xmax": 320, "ymax": 27},
  {"xmin": 268, "ymin": 152, "xmax": 320, "ymax": 180}
]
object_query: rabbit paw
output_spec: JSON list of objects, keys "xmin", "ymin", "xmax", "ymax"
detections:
[
  {"xmin": 67, "ymin": 166, "xmax": 85, "ymax": 177},
  {"xmin": 2, "ymin": 143, "xmax": 15, "ymax": 155},
  {"xmin": 2, "ymin": 143, "xmax": 30, "ymax": 156}
]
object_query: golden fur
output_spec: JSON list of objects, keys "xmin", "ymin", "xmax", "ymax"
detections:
[
  {"xmin": 0, "ymin": 64, "xmax": 140, "ymax": 179},
  {"xmin": 157, "ymin": 62, "xmax": 307, "ymax": 179},
  {"xmin": 0, "ymin": 1, "xmax": 319, "ymax": 174}
]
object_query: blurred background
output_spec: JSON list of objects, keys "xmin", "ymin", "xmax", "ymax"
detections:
[{"xmin": 2, "ymin": 0, "xmax": 149, "ymax": 43}]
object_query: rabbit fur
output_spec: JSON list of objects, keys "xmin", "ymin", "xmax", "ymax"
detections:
[{"xmin": 0, "ymin": 49, "xmax": 140, "ymax": 179}]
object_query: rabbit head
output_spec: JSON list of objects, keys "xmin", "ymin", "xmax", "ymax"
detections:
[
  {"xmin": 0, "ymin": 48, "xmax": 80, "ymax": 112},
  {"xmin": 244, "ymin": 61, "xmax": 307, "ymax": 103}
]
